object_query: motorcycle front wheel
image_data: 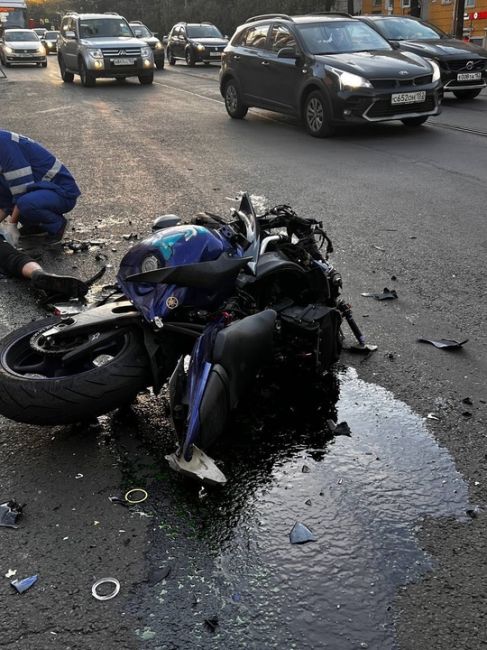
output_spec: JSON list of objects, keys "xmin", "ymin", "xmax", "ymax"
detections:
[{"xmin": 0, "ymin": 318, "xmax": 151, "ymax": 426}]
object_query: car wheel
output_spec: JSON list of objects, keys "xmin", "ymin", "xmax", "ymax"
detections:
[
  {"xmin": 156, "ymin": 57, "xmax": 165, "ymax": 70},
  {"xmin": 224, "ymin": 79, "xmax": 248, "ymax": 119},
  {"xmin": 304, "ymin": 91, "xmax": 335, "ymax": 138},
  {"xmin": 167, "ymin": 48, "xmax": 176, "ymax": 65},
  {"xmin": 401, "ymin": 116, "xmax": 429, "ymax": 127},
  {"xmin": 139, "ymin": 72, "xmax": 154, "ymax": 85},
  {"xmin": 59, "ymin": 56, "xmax": 74, "ymax": 83},
  {"xmin": 453, "ymin": 88, "xmax": 482, "ymax": 100},
  {"xmin": 79, "ymin": 59, "xmax": 96, "ymax": 87},
  {"xmin": 185, "ymin": 48, "xmax": 196, "ymax": 67},
  {"xmin": 41, "ymin": 61, "xmax": 47, "ymax": 68}
]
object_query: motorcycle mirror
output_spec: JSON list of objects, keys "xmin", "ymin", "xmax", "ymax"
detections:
[{"xmin": 152, "ymin": 215, "xmax": 182, "ymax": 231}]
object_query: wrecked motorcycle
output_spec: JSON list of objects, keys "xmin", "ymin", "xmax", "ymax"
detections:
[{"xmin": 0, "ymin": 194, "xmax": 365, "ymax": 483}]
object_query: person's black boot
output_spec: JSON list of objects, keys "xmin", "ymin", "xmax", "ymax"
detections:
[{"xmin": 30, "ymin": 270, "xmax": 89, "ymax": 299}]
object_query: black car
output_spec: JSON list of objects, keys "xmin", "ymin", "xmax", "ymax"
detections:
[
  {"xmin": 129, "ymin": 21, "xmax": 165, "ymax": 70},
  {"xmin": 358, "ymin": 16, "xmax": 487, "ymax": 100},
  {"xmin": 42, "ymin": 30, "xmax": 59, "ymax": 54},
  {"xmin": 220, "ymin": 13, "xmax": 442, "ymax": 137},
  {"xmin": 166, "ymin": 22, "xmax": 228, "ymax": 66}
]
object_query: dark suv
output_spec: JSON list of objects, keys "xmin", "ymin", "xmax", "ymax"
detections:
[
  {"xmin": 166, "ymin": 22, "xmax": 228, "ymax": 66},
  {"xmin": 358, "ymin": 15, "xmax": 487, "ymax": 100},
  {"xmin": 220, "ymin": 13, "xmax": 442, "ymax": 137}
]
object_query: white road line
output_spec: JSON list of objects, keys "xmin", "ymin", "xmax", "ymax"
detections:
[
  {"xmin": 153, "ymin": 81, "xmax": 224, "ymax": 105},
  {"xmin": 36, "ymin": 106, "xmax": 71, "ymax": 114}
]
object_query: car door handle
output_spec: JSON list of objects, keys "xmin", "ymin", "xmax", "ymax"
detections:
[
  {"xmin": 233, "ymin": 54, "xmax": 241, "ymax": 60},
  {"xmin": 261, "ymin": 61, "xmax": 270, "ymax": 67}
]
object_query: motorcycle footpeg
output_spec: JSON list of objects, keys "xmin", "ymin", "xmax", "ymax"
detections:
[{"xmin": 165, "ymin": 446, "xmax": 227, "ymax": 485}]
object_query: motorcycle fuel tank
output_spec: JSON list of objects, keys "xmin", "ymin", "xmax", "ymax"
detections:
[{"xmin": 118, "ymin": 225, "xmax": 234, "ymax": 322}]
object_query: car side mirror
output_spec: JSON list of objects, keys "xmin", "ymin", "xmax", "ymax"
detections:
[
  {"xmin": 277, "ymin": 47, "xmax": 299, "ymax": 59},
  {"xmin": 65, "ymin": 30, "xmax": 75, "ymax": 39},
  {"xmin": 390, "ymin": 41, "xmax": 401, "ymax": 49}
]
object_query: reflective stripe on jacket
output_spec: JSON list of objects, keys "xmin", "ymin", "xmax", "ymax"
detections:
[{"xmin": 0, "ymin": 130, "xmax": 81, "ymax": 205}]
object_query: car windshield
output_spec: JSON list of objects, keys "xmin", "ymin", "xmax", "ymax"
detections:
[
  {"xmin": 45, "ymin": 31, "xmax": 58, "ymax": 39},
  {"xmin": 373, "ymin": 18, "xmax": 444, "ymax": 41},
  {"xmin": 298, "ymin": 20, "xmax": 391, "ymax": 54},
  {"xmin": 79, "ymin": 19, "xmax": 133, "ymax": 39},
  {"xmin": 5, "ymin": 31, "xmax": 39, "ymax": 42},
  {"xmin": 186, "ymin": 25, "xmax": 223, "ymax": 39},
  {"xmin": 132, "ymin": 25, "xmax": 151, "ymax": 38}
]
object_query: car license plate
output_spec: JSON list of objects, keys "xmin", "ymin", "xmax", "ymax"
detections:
[
  {"xmin": 457, "ymin": 72, "xmax": 481, "ymax": 81},
  {"xmin": 113, "ymin": 58, "xmax": 134, "ymax": 66},
  {"xmin": 210, "ymin": 51, "xmax": 221, "ymax": 57},
  {"xmin": 391, "ymin": 91, "xmax": 426, "ymax": 105},
  {"xmin": 17, "ymin": 53, "xmax": 33, "ymax": 58}
]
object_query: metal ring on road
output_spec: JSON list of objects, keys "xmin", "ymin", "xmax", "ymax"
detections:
[
  {"xmin": 92, "ymin": 577, "xmax": 120, "ymax": 601},
  {"xmin": 124, "ymin": 488, "xmax": 148, "ymax": 504}
]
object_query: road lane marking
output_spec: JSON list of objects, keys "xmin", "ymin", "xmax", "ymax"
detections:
[
  {"xmin": 431, "ymin": 122, "xmax": 487, "ymax": 138},
  {"xmin": 35, "ymin": 106, "xmax": 71, "ymax": 114},
  {"xmin": 153, "ymin": 81, "xmax": 224, "ymax": 105}
]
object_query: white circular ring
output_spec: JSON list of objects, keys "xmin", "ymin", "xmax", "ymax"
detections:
[
  {"xmin": 124, "ymin": 488, "xmax": 148, "ymax": 504},
  {"xmin": 92, "ymin": 577, "xmax": 121, "ymax": 601}
]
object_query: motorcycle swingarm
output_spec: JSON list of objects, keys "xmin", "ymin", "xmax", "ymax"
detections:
[{"xmin": 43, "ymin": 301, "xmax": 141, "ymax": 340}]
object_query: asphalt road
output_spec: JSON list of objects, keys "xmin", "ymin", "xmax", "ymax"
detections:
[{"xmin": 0, "ymin": 59, "xmax": 486, "ymax": 650}]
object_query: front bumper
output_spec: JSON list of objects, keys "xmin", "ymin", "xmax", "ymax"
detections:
[
  {"xmin": 195, "ymin": 48, "xmax": 224, "ymax": 63},
  {"xmin": 442, "ymin": 71, "xmax": 486, "ymax": 91},
  {"xmin": 334, "ymin": 83, "xmax": 441, "ymax": 123},
  {"xmin": 5, "ymin": 52, "xmax": 47, "ymax": 63},
  {"xmin": 86, "ymin": 55, "xmax": 154, "ymax": 77},
  {"xmin": 44, "ymin": 43, "xmax": 58, "ymax": 54}
]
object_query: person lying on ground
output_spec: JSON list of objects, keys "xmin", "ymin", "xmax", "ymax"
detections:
[
  {"xmin": 0, "ymin": 234, "xmax": 88, "ymax": 298},
  {"xmin": 0, "ymin": 129, "xmax": 80, "ymax": 245}
]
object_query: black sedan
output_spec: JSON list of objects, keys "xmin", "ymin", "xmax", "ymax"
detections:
[
  {"xmin": 41, "ymin": 30, "xmax": 59, "ymax": 55},
  {"xmin": 358, "ymin": 16, "xmax": 487, "ymax": 100}
]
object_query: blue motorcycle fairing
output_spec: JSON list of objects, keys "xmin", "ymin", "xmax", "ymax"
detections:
[{"xmin": 117, "ymin": 224, "xmax": 238, "ymax": 322}]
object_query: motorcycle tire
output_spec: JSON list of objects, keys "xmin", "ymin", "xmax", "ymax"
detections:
[{"xmin": 0, "ymin": 318, "xmax": 151, "ymax": 426}]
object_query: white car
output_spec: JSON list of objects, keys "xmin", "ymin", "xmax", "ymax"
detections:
[{"xmin": 0, "ymin": 29, "xmax": 47, "ymax": 67}]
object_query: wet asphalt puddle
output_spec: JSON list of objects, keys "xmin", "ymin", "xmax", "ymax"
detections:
[{"xmin": 107, "ymin": 367, "xmax": 469, "ymax": 649}]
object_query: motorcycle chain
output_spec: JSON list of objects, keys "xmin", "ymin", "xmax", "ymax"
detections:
[{"xmin": 30, "ymin": 324, "xmax": 87, "ymax": 356}]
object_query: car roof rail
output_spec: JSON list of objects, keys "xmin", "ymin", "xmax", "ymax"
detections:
[
  {"xmin": 245, "ymin": 13, "xmax": 294, "ymax": 24},
  {"xmin": 308, "ymin": 12, "xmax": 354, "ymax": 18},
  {"xmin": 130, "ymin": 20, "xmax": 143, "ymax": 25},
  {"xmin": 103, "ymin": 12, "xmax": 120, "ymax": 16}
]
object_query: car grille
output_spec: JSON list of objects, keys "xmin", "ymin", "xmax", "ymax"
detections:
[
  {"xmin": 102, "ymin": 47, "xmax": 141, "ymax": 57},
  {"xmin": 12, "ymin": 48, "xmax": 34, "ymax": 54},
  {"xmin": 367, "ymin": 95, "xmax": 436, "ymax": 118},
  {"xmin": 442, "ymin": 59, "xmax": 486, "ymax": 71},
  {"xmin": 371, "ymin": 75, "xmax": 433, "ymax": 89}
]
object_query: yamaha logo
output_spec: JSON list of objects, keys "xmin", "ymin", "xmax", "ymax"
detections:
[
  {"xmin": 399, "ymin": 70, "xmax": 408, "ymax": 75},
  {"xmin": 166, "ymin": 296, "xmax": 179, "ymax": 310},
  {"xmin": 466, "ymin": 60, "xmax": 474, "ymax": 70}
]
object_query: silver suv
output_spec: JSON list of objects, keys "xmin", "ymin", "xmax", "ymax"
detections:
[{"xmin": 57, "ymin": 12, "xmax": 154, "ymax": 86}]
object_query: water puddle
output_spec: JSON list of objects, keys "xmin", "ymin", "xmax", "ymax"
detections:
[{"xmin": 126, "ymin": 367, "xmax": 469, "ymax": 649}]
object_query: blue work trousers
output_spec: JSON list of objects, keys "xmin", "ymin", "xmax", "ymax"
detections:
[{"xmin": 16, "ymin": 189, "xmax": 77, "ymax": 235}]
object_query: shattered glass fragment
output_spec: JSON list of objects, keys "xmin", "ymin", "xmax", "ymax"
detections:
[{"xmin": 289, "ymin": 522, "xmax": 317, "ymax": 544}]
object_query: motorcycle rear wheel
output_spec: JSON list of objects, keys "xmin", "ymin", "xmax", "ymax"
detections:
[{"xmin": 0, "ymin": 318, "xmax": 151, "ymax": 426}]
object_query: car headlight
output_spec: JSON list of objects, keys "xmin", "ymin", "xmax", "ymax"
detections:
[
  {"xmin": 5, "ymin": 46, "xmax": 13, "ymax": 54},
  {"xmin": 331, "ymin": 68, "xmax": 372, "ymax": 90},
  {"xmin": 88, "ymin": 48, "xmax": 103, "ymax": 60},
  {"xmin": 141, "ymin": 46, "xmax": 151, "ymax": 58},
  {"xmin": 37, "ymin": 46, "xmax": 45, "ymax": 54},
  {"xmin": 155, "ymin": 41, "xmax": 163, "ymax": 50},
  {"xmin": 196, "ymin": 43, "xmax": 205, "ymax": 52},
  {"xmin": 429, "ymin": 59, "xmax": 441, "ymax": 83}
]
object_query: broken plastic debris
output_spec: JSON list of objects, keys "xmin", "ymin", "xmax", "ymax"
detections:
[
  {"xmin": 302, "ymin": 465, "xmax": 310, "ymax": 473},
  {"xmin": 466, "ymin": 506, "xmax": 480, "ymax": 519},
  {"xmin": 426, "ymin": 413, "xmax": 440, "ymax": 421},
  {"xmin": 11, "ymin": 575, "xmax": 38, "ymax": 594},
  {"xmin": 74, "ymin": 473, "xmax": 84, "ymax": 479},
  {"xmin": 372, "ymin": 245, "xmax": 385, "ymax": 252},
  {"xmin": 462, "ymin": 397, "xmax": 473, "ymax": 406},
  {"xmin": 148, "ymin": 565, "xmax": 171, "ymax": 586},
  {"xmin": 5, "ymin": 569, "xmax": 16, "ymax": 578},
  {"xmin": 204, "ymin": 617, "xmax": 219, "ymax": 632},
  {"xmin": 417, "ymin": 338, "xmax": 468, "ymax": 350},
  {"xmin": 361, "ymin": 288, "xmax": 398, "ymax": 300},
  {"xmin": 289, "ymin": 522, "xmax": 317, "ymax": 545},
  {"xmin": 49, "ymin": 302, "xmax": 84, "ymax": 317},
  {"xmin": 92, "ymin": 577, "xmax": 120, "ymax": 601},
  {"xmin": 109, "ymin": 495, "xmax": 128, "ymax": 507},
  {"xmin": 0, "ymin": 501, "xmax": 24, "ymax": 528}
]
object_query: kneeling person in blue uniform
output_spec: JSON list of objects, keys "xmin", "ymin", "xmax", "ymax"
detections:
[{"xmin": 0, "ymin": 129, "xmax": 80, "ymax": 243}]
